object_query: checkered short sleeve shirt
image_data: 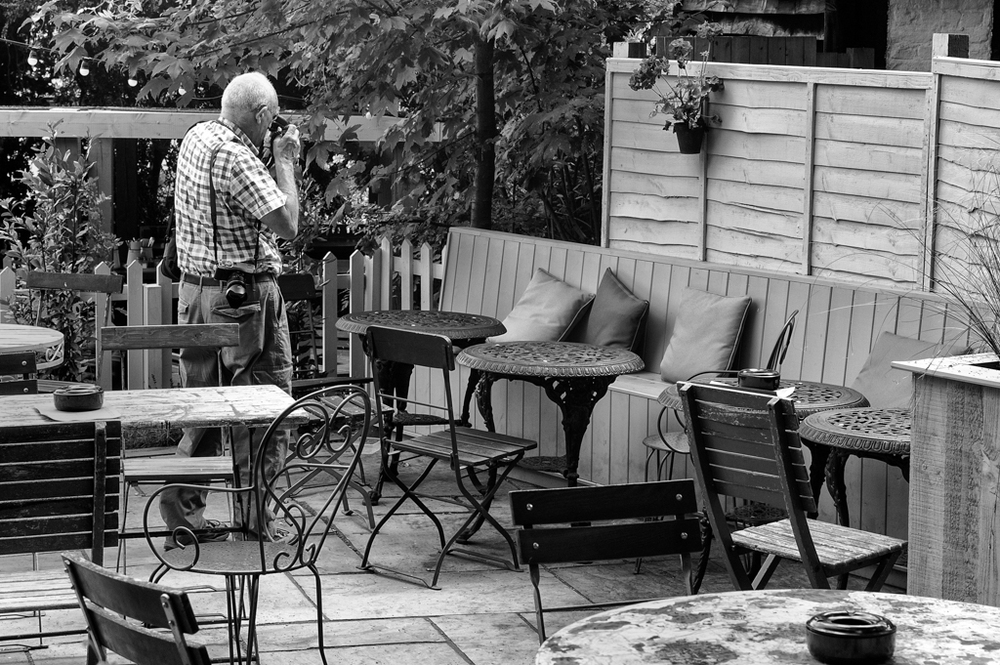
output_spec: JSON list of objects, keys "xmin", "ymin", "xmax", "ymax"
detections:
[{"xmin": 174, "ymin": 119, "xmax": 287, "ymax": 277}]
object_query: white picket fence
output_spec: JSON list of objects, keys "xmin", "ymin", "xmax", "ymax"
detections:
[{"xmin": 0, "ymin": 237, "xmax": 445, "ymax": 389}]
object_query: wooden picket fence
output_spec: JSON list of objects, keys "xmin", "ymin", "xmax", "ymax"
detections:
[{"xmin": 0, "ymin": 237, "xmax": 445, "ymax": 389}]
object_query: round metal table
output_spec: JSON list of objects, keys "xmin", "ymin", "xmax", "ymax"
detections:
[
  {"xmin": 799, "ymin": 407, "xmax": 911, "ymax": 527},
  {"xmin": 660, "ymin": 378, "xmax": 870, "ymax": 503},
  {"xmin": 457, "ymin": 341, "xmax": 644, "ymax": 485},
  {"xmin": 536, "ymin": 588, "xmax": 1000, "ymax": 664},
  {"xmin": 0, "ymin": 322, "xmax": 65, "ymax": 370}
]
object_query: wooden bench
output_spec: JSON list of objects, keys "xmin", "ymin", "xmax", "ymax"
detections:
[
  {"xmin": 410, "ymin": 226, "xmax": 971, "ymax": 543},
  {"xmin": 0, "ymin": 421, "xmax": 121, "ymax": 646}
]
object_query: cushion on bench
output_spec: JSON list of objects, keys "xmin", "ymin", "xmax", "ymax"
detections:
[
  {"xmin": 564, "ymin": 268, "xmax": 649, "ymax": 350},
  {"xmin": 659, "ymin": 288, "xmax": 752, "ymax": 383},
  {"xmin": 851, "ymin": 332, "xmax": 968, "ymax": 408},
  {"xmin": 488, "ymin": 269, "xmax": 594, "ymax": 343}
]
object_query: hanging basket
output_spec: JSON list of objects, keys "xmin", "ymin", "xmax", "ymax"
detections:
[{"xmin": 673, "ymin": 123, "xmax": 706, "ymax": 154}]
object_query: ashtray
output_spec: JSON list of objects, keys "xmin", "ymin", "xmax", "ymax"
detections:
[
  {"xmin": 737, "ymin": 368, "xmax": 781, "ymax": 390},
  {"xmin": 806, "ymin": 610, "xmax": 896, "ymax": 664},
  {"xmin": 53, "ymin": 384, "xmax": 105, "ymax": 412}
]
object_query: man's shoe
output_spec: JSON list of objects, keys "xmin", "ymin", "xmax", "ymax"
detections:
[{"xmin": 164, "ymin": 519, "xmax": 231, "ymax": 551}]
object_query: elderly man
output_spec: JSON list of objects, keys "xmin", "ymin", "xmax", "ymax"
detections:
[{"xmin": 159, "ymin": 71, "xmax": 300, "ymax": 545}]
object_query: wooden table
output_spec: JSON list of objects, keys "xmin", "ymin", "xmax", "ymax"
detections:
[
  {"xmin": 457, "ymin": 341, "xmax": 644, "ymax": 485},
  {"xmin": 1, "ymin": 384, "xmax": 300, "ymax": 438},
  {"xmin": 799, "ymin": 407, "xmax": 911, "ymax": 527},
  {"xmin": 659, "ymin": 379, "xmax": 869, "ymax": 502},
  {"xmin": 0, "ymin": 322, "xmax": 65, "ymax": 370},
  {"xmin": 536, "ymin": 588, "xmax": 1000, "ymax": 664}
]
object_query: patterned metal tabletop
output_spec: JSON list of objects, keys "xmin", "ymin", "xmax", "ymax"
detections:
[
  {"xmin": 536, "ymin": 588, "xmax": 1000, "ymax": 664},
  {"xmin": 335, "ymin": 310, "xmax": 505, "ymax": 340},
  {"xmin": 659, "ymin": 378, "xmax": 869, "ymax": 418},
  {"xmin": 457, "ymin": 341, "xmax": 644, "ymax": 378},
  {"xmin": 800, "ymin": 407, "xmax": 911, "ymax": 455}
]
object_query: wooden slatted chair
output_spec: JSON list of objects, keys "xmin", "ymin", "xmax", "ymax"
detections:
[
  {"xmin": 99, "ymin": 324, "xmax": 241, "ymax": 561},
  {"xmin": 679, "ymin": 381, "xmax": 906, "ymax": 591},
  {"xmin": 278, "ymin": 273, "xmax": 351, "ymax": 398},
  {"xmin": 360, "ymin": 326, "xmax": 537, "ymax": 589},
  {"xmin": 0, "ymin": 421, "xmax": 120, "ymax": 648},
  {"xmin": 62, "ymin": 551, "xmax": 211, "ymax": 665},
  {"xmin": 0, "ymin": 351, "xmax": 39, "ymax": 395},
  {"xmin": 24, "ymin": 271, "xmax": 124, "ymax": 392},
  {"xmin": 509, "ymin": 479, "xmax": 703, "ymax": 643}
]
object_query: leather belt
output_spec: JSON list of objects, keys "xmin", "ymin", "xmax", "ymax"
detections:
[{"xmin": 180, "ymin": 272, "xmax": 275, "ymax": 287}]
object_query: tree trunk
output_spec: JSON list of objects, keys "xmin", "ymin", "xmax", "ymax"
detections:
[{"xmin": 471, "ymin": 33, "xmax": 496, "ymax": 230}]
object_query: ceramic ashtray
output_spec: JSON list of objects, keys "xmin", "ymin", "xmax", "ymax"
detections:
[
  {"xmin": 53, "ymin": 384, "xmax": 105, "ymax": 412},
  {"xmin": 737, "ymin": 368, "xmax": 781, "ymax": 390},
  {"xmin": 806, "ymin": 610, "xmax": 896, "ymax": 664}
]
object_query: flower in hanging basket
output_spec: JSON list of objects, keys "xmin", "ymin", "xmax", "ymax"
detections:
[{"xmin": 628, "ymin": 26, "xmax": 724, "ymax": 132}]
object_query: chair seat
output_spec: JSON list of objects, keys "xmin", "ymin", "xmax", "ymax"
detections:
[
  {"xmin": 641, "ymin": 431, "xmax": 690, "ymax": 455},
  {"xmin": 394, "ymin": 412, "xmax": 450, "ymax": 428},
  {"xmin": 394, "ymin": 426, "xmax": 537, "ymax": 467},
  {"xmin": 0, "ymin": 570, "xmax": 77, "ymax": 613},
  {"xmin": 161, "ymin": 540, "xmax": 307, "ymax": 575},
  {"xmin": 123, "ymin": 456, "xmax": 235, "ymax": 482},
  {"xmin": 732, "ymin": 518, "xmax": 906, "ymax": 572}
]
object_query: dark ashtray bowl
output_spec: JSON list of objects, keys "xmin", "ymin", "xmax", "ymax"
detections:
[
  {"xmin": 738, "ymin": 368, "xmax": 781, "ymax": 391},
  {"xmin": 806, "ymin": 610, "xmax": 896, "ymax": 664},
  {"xmin": 53, "ymin": 385, "xmax": 105, "ymax": 412}
]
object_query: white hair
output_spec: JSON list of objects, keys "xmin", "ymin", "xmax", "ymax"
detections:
[{"xmin": 221, "ymin": 72, "xmax": 277, "ymax": 115}]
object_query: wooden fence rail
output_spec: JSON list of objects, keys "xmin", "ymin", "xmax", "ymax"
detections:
[{"xmin": 0, "ymin": 237, "xmax": 444, "ymax": 389}]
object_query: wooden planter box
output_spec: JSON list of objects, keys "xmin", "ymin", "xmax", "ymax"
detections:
[{"xmin": 895, "ymin": 353, "xmax": 1000, "ymax": 606}]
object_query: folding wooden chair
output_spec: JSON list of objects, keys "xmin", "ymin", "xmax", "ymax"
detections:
[
  {"xmin": 62, "ymin": 551, "xmax": 211, "ymax": 665},
  {"xmin": 510, "ymin": 479, "xmax": 703, "ymax": 643},
  {"xmin": 360, "ymin": 326, "xmax": 537, "ymax": 589},
  {"xmin": 99, "ymin": 324, "xmax": 241, "ymax": 564},
  {"xmin": 679, "ymin": 381, "xmax": 906, "ymax": 591}
]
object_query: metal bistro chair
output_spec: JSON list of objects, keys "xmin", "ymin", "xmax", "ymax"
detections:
[
  {"xmin": 360, "ymin": 326, "xmax": 537, "ymax": 589},
  {"xmin": 143, "ymin": 383, "xmax": 373, "ymax": 665},
  {"xmin": 62, "ymin": 551, "xmax": 211, "ymax": 665},
  {"xmin": 510, "ymin": 479, "xmax": 703, "ymax": 643},
  {"xmin": 679, "ymin": 381, "xmax": 906, "ymax": 591}
]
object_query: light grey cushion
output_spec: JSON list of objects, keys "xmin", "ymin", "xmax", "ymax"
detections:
[
  {"xmin": 488, "ymin": 269, "xmax": 594, "ymax": 343},
  {"xmin": 851, "ymin": 332, "xmax": 967, "ymax": 408},
  {"xmin": 565, "ymin": 268, "xmax": 649, "ymax": 349},
  {"xmin": 659, "ymin": 289, "xmax": 752, "ymax": 383}
]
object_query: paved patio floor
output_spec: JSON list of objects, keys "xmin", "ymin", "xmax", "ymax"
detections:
[{"xmin": 0, "ymin": 446, "xmax": 903, "ymax": 664}]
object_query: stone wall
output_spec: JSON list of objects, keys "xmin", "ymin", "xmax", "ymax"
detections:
[{"xmin": 887, "ymin": 0, "xmax": 992, "ymax": 70}]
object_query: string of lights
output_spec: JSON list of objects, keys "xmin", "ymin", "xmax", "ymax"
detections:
[{"xmin": 0, "ymin": 35, "xmax": 129, "ymax": 82}]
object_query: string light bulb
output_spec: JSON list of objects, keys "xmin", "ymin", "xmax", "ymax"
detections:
[
  {"xmin": 127, "ymin": 76, "xmax": 138, "ymax": 87},
  {"xmin": 26, "ymin": 50, "xmax": 38, "ymax": 67},
  {"xmin": 78, "ymin": 61, "xmax": 90, "ymax": 76},
  {"xmin": 177, "ymin": 85, "xmax": 186, "ymax": 96}
]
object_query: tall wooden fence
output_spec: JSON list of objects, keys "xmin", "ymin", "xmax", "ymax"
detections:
[
  {"xmin": 0, "ymin": 237, "xmax": 444, "ymax": 389},
  {"xmin": 603, "ymin": 41, "xmax": 1000, "ymax": 294}
]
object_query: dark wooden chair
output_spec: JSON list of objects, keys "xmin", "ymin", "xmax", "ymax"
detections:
[
  {"xmin": 509, "ymin": 479, "xmax": 703, "ymax": 643},
  {"xmin": 0, "ymin": 351, "xmax": 39, "ymax": 395},
  {"xmin": 360, "ymin": 326, "xmax": 537, "ymax": 589},
  {"xmin": 0, "ymin": 421, "xmax": 121, "ymax": 647},
  {"xmin": 278, "ymin": 273, "xmax": 351, "ymax": 398},
  {"xmin": 100, "ymin": 324, "xmax": 241, "ymax": 563},
  {"xmin": 24, "ymin": 271, "xmax": 124, "ymax": 392},
  {"xmin": 143, "ymin": 384, "xmax": 373, "ymax": 665},
  {"xmin": 679, "ymin": 381, "xmax": 906, "ymax": 591},
  {"xmin": 62, "ymin": 551, "xmax": 211, "ymax": 665}
]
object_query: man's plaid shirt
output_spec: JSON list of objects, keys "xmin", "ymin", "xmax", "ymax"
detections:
[{"xmin": 174, "ymin": 119, "xmax": 287, "ymax": 277}]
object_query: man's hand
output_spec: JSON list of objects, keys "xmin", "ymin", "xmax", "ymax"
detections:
[{"xmin": 273, "ymin": 124, "xmax": 301, "ymax": 166}]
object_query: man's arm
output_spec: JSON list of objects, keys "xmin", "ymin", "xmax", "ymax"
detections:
[{"xmin": 260, "ymin": 125, "xmax": 300, "ymax": 240}]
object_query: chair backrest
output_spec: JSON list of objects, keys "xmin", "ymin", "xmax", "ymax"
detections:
[
  {"xmin": 678, "ymin": 381, "xmax": 823, "ymax": 588},
  {"xmin": 25, "ymin": 271, "xmax": 124, "ymax": 327},
  {"xmin": 0, "ymin": 351, "xmax": 38, "ymax": 395},
  {"xmin": 365, "ymin": 325, "xmax": 456, "ymax": 415},
  {"xmin": 143, "ymin": 384, "xmax": 372, "ymax": 572},
  {"xmin": 509, "ymin": 479, "xmax": 703, "ymax": 642},
  {"xmin": 766, "ymin": 309, "xmax": 799, "ymax": 372},
  {"xmin": 278, "ymin": 273, "xmax": 321, "ymax": 381},
  {"xmin": 62, "ymin": 551, "xmax": 211, "ymax": 665},
  {"xmin": 99, "ymin": 323, "xmax": 240, "ymax": 390},
  {"xmin": 0, "ymin": 421, "xmax": 120, "ymax": 566}
]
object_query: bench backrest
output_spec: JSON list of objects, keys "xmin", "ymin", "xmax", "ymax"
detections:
[{"xmin": 0, "ymin": 421, "xmax": 121, "ymax": 565}]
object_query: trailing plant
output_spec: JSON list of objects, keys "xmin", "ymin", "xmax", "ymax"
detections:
[{"xmin": 0, "ymin": 131, "xmax": 120, "ymax": 382}]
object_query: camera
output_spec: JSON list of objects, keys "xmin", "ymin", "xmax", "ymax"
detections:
[
  {"xmin": 214, "ymin": 269, "xmax": 248, "ymax": 308},
  {"xmin": 262, "ymin": 115, "xmax": 290, "ymax": 169}
]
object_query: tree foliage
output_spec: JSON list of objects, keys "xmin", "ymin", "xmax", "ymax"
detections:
[{"xmin": 30, "ymin": 0, "xmax": 647, "ymax": 244}]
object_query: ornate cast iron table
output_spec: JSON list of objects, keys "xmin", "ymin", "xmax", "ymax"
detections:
[
  {"xmin": 660, "ymin": 378, "xmax": 870, "ymax": 503},
  {"xmin": 535, "ymin": 588, "xmax": 1000, "ymax": 664},
  {"xmin": 0, "ymin": 322, "xmax": 65, "ymax": 370},
  {"xmin": 457, "ymin": 341, "xmax": 644, "ymax": 486},
  {"xmin": 799, "ymin": 407, "xmax": 911, "ymax": 528}
]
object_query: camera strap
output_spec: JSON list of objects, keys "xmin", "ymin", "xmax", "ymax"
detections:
[{"xmin": 208, "ymin": 128, "xmax": 261, "ymax": 276}]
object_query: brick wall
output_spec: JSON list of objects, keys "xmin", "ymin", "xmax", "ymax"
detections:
[{"xmin": 887, "ymin": 0, "xmax": 992, "ymax": 70}]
